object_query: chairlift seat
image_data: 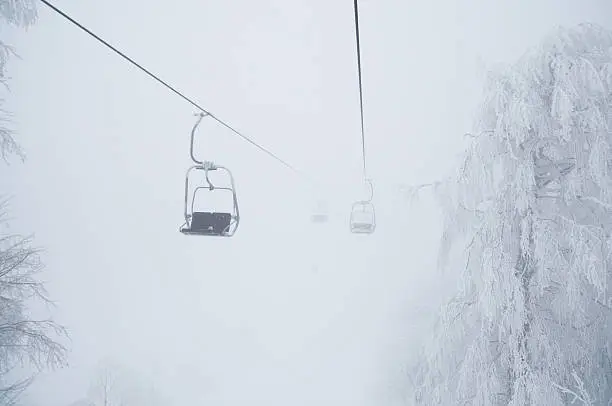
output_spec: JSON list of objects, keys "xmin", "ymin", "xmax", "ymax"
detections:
[
  {"xmin": 311, "ymin": 213, "xmax": 329, "ymax": 223},
  {"xmin": 351, "ymin": 222, "xmax": 374, "ymax": 233},
  {"xmin": 182, "ymin": 211, "xmax": 232, "ymax": 236}
]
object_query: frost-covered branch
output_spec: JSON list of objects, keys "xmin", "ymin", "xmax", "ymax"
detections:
[
  {"xmin": 0, "ymin": 0, "xmax": 37, "ymax": 163},
  {"xmin": 552, "ymin": 371, "xmax": 595, "ymax": 405},
  {"xmin": 0, "ymin": 376, "xmax": 32, "ymax": 406},
  {"xmin": 0, "ymin": 0, "xmax": 37, "ymax": 28}
]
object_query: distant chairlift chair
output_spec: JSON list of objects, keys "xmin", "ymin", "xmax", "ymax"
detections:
[
  {"xmin": 349, "ymin": 179, "xmax": 376, "ymax": 234},
  {"xmin": 311, "ymin": 200, "xmax": 330, "ymax": 224},
  {"xmin": 350, "ymin": 200, "xmax": 376, "ymax": 234}
]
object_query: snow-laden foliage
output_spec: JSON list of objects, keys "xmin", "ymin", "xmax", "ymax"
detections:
[
  {"xmin": 0, "ymin": 0, "xmax": 36, "ymax": 28},
  {"xmin": 0, "ymin": 0, "xmax": 37, "ymax": 162},
  {"xmin": 412, "ymin": 23, "xmax": 612, "ymax": 405},
  {"xmin": 0, "ymin": 0, "xmax": 37, "ymax": 86}
]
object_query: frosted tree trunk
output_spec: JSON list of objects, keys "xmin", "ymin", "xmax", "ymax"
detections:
[{"xmin": 411, "ymin": 23, "xmax": 612, "ymax": 405}]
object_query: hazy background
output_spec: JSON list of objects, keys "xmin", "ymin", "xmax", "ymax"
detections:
[{"xmin": 2, "ymin": 0, "xmax": 612, "ymax": 404}]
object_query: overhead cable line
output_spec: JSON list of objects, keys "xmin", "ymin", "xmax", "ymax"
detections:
[
  {"xmin": 353, "ymin": 0, "xmax": 368, "ymax": 179},
  {"xmin": 38, "ymin": 0, "xmax": 299, "ymax": 173}
]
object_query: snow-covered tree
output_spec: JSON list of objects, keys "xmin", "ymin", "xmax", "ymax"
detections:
[
  {"xmin": 83, "ymin": 361, "xmax": 168, "ymax": 406},
  {"xmin": 411, "ymin": 23, "xmax": 612, "ymax": 405},
  {"xmin": 0, "ymin": 202, "xmax": 67, "ymax": 405},
  {"xmin": 88, "ymin": 366, "xmax": 123, "ymax": 406},
  {"xmin": 0, "ymin": 0, "xmax": 37, "ymax": 161}
]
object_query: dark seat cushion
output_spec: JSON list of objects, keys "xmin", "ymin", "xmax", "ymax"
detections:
[{"xmin": 190, "ymin": 212, "xmax": 232, "ymax": 234}]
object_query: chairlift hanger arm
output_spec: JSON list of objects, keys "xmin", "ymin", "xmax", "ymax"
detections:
[
  {"xmin": 365, "ymin": 178, "xmax": 374, "ymax": 202},
  {"xmin": 190, "ymin": 112, "xmax": 211, "ymax": 164}
]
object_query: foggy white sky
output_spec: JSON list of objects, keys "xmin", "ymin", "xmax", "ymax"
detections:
[{"xmin": 3, "ymin": 0, "xmax": 612, "ymax": 404}]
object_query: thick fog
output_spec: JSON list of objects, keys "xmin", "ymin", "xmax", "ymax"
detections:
[{"xmin": 3, "ymin": 0, "xmax": 612, "ymax": 404}]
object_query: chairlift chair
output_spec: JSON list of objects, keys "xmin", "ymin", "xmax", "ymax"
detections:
[
  {"xmin": 311, "ymin": 200, "xmax": 329, "ymax": 224},
  {"xmin": 181, "ymin": 163, "xmax": 239, "ymax": 236},
  {"xmin": 350, "ymin": 200, "xmax": 375, "ymax": 234},
  {"xmin": 180, "ymin": 112, "xmax": 240, "ymax": 237},
  {"xmin": 311, "ymin": 213, "xmax": 329, "ymax": 223},
  {"xmin": 349, "ymin": 178, "xmax": 375, "ymax": 234}
]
